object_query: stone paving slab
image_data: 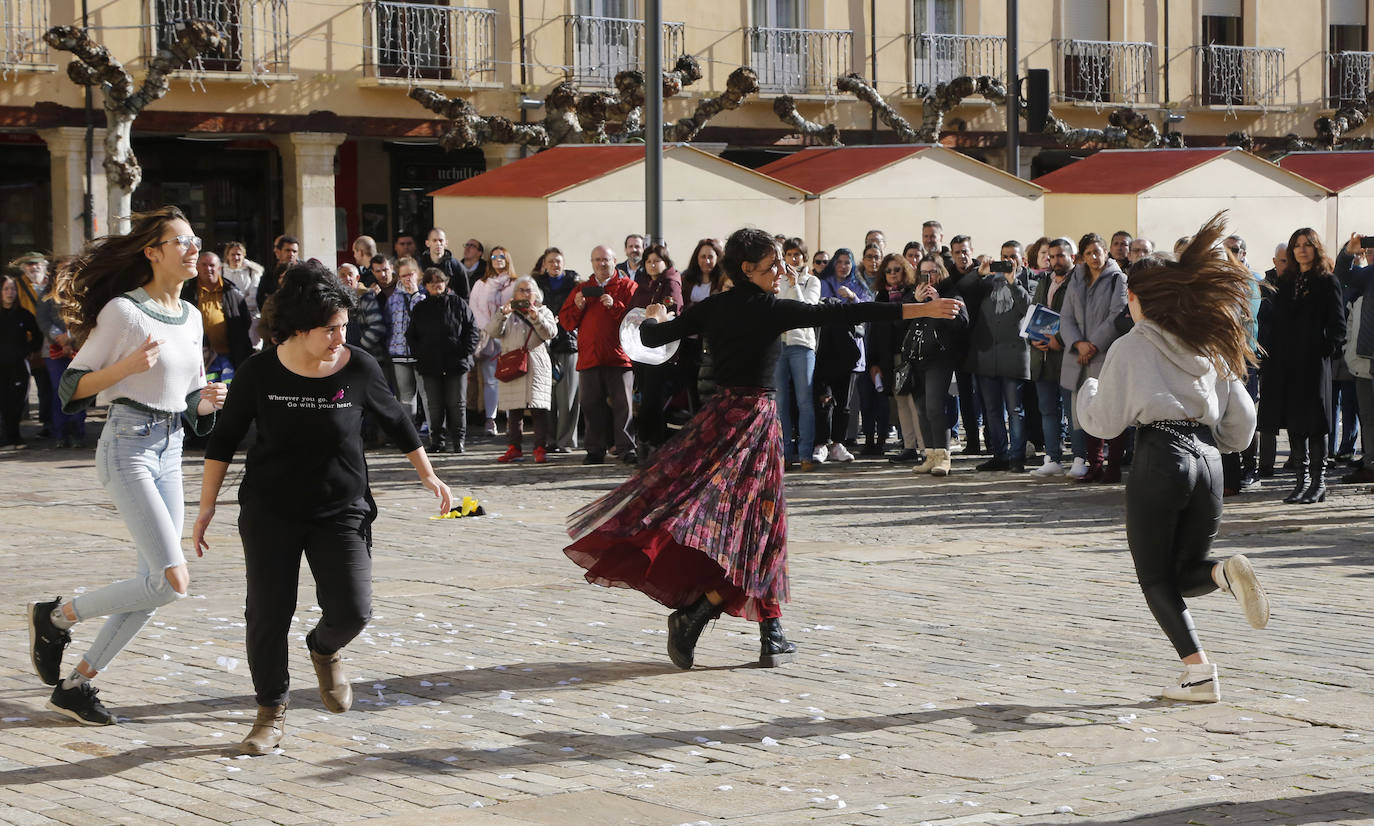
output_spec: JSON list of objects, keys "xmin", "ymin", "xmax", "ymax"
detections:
[{"xmin": 1, "ymin": 418, "xmax": 1373, "ymax": 824}]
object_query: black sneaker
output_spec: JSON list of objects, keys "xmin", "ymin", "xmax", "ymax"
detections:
[
  {"xmin": 28, "ymin": 599, "xmax": 71, "ymax": 686},
  {"xmin": 975, "ymin": 456, "xmax": 1011, "ymax": 472},
  {"xmin": 583, "ymin": 453, "xmax": 606, "ymax": 465},
  {"xmin": 47, "ymin": 682, "xmax": 115, "ymax": 726}
]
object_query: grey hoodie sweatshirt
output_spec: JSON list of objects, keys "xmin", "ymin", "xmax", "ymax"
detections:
[{"xmin": 1076, "ymin": 319, "xmax": 1256, "ymax": 454}]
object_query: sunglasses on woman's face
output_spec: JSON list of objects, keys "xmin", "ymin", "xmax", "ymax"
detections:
[
  {"xmin": 885, "ymin": 267, "xmax": 905, "ymax": 274},
  {"xmin": 920, "ymin": 269, "xmax": 940, "ymax": 277}
]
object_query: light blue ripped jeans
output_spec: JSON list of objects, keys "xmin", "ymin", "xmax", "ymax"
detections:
[{"xmin": 71, "ymin": 405, "xmax": 188, "ymax": 672}]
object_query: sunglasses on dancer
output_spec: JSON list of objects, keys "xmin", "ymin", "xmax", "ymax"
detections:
[{"xmin": 149, "ymin": 235, "xmax": 203, "ymax": 252}]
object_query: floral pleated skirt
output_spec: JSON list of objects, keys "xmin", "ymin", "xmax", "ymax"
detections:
[{"xmin": 564, "ymin": 387, "xmax": 789, "ymax": 621}]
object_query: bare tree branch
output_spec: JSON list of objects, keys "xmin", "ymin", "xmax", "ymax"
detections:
[
  {"xmin": 836, "ymin": 73, "xmax": 920, "ymax": 142},
  {"xmin": 45, "ymin": 23, "xmax": 223, "ymax": 232},
  {"xmin": 662, "ymin": 67, "xmax": 759, "ymax": 142},
  {"xmin": 772, "ymin": 96, "xmax": 840, "ymax": 145}
]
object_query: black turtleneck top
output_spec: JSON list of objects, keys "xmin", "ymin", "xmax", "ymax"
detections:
[{"xmin": 640, "ymin": 280, "xmax": 901, "ymax": 390}]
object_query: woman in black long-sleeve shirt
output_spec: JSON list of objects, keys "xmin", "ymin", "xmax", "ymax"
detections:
[
  {"xmin": 564, "ymin": 228, "xmax": 962, "ymax": 670},
  {"xmin": 192, "ymin": 262, "xmax": 452, "ymax": 756}
]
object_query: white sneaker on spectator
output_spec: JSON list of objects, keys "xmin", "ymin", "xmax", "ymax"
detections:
[
  {"xmin": 1025, "ymin": 443, "xmax": 1037, "ymax": 460},
  {"xmin": 947, "ymin": 434, "xmax": 963, "ymax": 455},
  {"xmin": 1031, "ymin": 457, "xmax": 1064, "ymax": 477},
  {"xmin": 812, "ymin": 445, "xmax": 829, "ymax": 464},
  {"xmin": 483, "ymin": 418, "xmax": 498, "ymax": 436},
  {"xmin": 1066, "ymin": 457, "xmax": 1089, "ymax": 478},
  {"xmin": 828, "ymin": 442, "xmax": 855, "ymax": 463}
]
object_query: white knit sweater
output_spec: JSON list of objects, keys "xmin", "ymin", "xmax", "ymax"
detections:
[
  {"xmin": 1076, "ymin": 318, "xmax": 1255, "ymax": 453},
  {"xmin": 68, "ymin": 289, "xmax": 206, "ymax": 413}
]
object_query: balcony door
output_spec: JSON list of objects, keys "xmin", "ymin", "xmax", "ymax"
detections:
[
  {"xmin": 156, "ymin": 0, "xmax": 242, "ymax": 72},
  {"xmin": 574, "ymin": 0, "xmax": 638, "ymax": 84},
  {"xmin": 1061, "ymin": 0, "xmax": 1109, "ymax": 101},
  {"xmin": 377, "ymin": 0, "xmax": 453, "ymax": 80},
  {"xmin": 913, "ymin": 0, "xmax": 962, "ymax": 86},
  {"xmin": 752, "ymin": 0, "xmax": 807, "ymax": 91},
  {"xmin": 1201, "ymin": 1, "xmax": 1243, "ymax": 106},
  {"xmin": 1330, "ymin": 0, "xmax": 1369, "ymax": 106}
]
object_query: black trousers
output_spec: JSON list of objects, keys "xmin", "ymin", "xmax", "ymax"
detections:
[
  {"xmin": 239, "ymin": 503, "xmax": 374, "ymax": 707},
  {"xmin": 813, "ymin": 367, "xmax": 853, "ymax": 446},
  {"xmin": 1125, "ymin": 425, "xmax": 1223, "ymax": 659},
  {"xmin": 633, "ymin": 362, "xmax": 676, "ymax": 448},
  {"xmin": 0, "ymin": 360, "xmax": 28, "ymax": 443}
]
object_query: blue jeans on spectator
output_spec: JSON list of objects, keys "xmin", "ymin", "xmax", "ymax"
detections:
[
  {"xmin": 72, "ymin": 405, "xmax": 188, "ymax": 672},
  {"xmin": 775, "ymin": 344, "xmax": 816, "ymax": 462},
  {"xmin": 1332, "ymin": 378, "xmax": 1360, "ymax": 455},
  {"xmin": 46, "ymin": 356, "xmax": 86, "ymax": 442},
  {"xmin": 977, "ymin": 375, "xmax": 1025, "ymax": 461},
  {"xmin": 1035, "ymin": 380, "xmax": 1067, "ymax": 463}
]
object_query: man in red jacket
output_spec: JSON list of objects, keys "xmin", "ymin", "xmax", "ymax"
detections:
[{"xmin": 558, "ymin": 245, "xmax": 638, "ymax": 465}]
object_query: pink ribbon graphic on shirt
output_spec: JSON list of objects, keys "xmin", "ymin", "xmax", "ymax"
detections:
[{"xmin": 331, "ymin": 388, "xmax": 345, "ymax": 402}]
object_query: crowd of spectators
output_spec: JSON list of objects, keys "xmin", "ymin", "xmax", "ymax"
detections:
[{"xmin": 3, "ymin": 218, "xmax": 1368, "ymax": 504}]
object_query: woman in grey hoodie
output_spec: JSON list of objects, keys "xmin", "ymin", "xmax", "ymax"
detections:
[{"xmin": 1078, "ymin": 213, "xmax": 1269, "ymax": 704}]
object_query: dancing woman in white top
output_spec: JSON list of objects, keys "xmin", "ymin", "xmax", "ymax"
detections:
[
  {"xmin": 1077, "ymin": 212, "xmax": 1269, "ymax": 703},
  {"xmin": 26, "ymin": 206, "xmax": 228, "ymax": 725}
]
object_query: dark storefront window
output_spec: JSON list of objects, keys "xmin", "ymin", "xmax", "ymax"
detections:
[
  {"xmin": 130, "ymin": 138, "xmax": 281, "ymax": 266},
  {"xmin": 387, "ymin": 144, "xmax": 485, "ymax": 241},
  {"xmin": 0, "ymin": 143, "xmax": 52, "ymax": 267}
]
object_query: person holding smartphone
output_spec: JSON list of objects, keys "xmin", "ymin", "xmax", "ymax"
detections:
[{"xmin": 488, "ymin": 277, "xmax": 559, "ymax": 463}]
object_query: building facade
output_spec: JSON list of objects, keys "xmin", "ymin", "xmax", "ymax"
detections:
[{"xmin": 1, "ymin": 0, "xmax": 1369, "ymax": 263}]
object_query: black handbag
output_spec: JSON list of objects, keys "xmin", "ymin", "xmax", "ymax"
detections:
[
  {"xmin": 893, "ymin": 360, "xmax": 917, "ymax": 395},
  {"xmin": 901, "ymin": 320, "xmax": 943, "ymax": 365}
]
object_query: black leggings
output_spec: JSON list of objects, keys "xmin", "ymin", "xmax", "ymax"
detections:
[
  {"xmin": 916, "ymin": 362, "xmax": 954, "ymax": 448},
  {"xmin": 1125, "ymin": 424, "xmax": 1222, "ymax": 659},
  {"xmin": 239, "ymin": 503, "xmax": 374, "ymax": 707},
  {"xmin": 813, "ymin": 368, "xmax": 853, "ymax": 445}
]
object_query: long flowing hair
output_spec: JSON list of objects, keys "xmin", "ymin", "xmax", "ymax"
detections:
[
  {"xmin": 56, "ymin": 205, "xmax": 188, "ymax": 343},
  {"xmin": 1126, "ymin": 211, "xmax": 1257, "ymax": 379}
]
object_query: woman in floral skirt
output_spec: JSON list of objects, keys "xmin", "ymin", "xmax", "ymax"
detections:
[{"xmin": 563, "ymin": 228, "xmax": 962, "ymax": 669}]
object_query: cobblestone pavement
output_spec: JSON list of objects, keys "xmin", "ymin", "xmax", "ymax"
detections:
[{"xmin": 1, "ymin": 416, "xmax": 1373, "ymax": 825}]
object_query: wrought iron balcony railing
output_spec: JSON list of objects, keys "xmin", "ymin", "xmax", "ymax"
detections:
[
  {"xmin": 1053, "ymin": 39, "xmax": 1156, "ymax": 105},
  {"xmin": 1195, "ymin": 44, "xmax": 1285, "ymax": 107},
  {"xmin": 748, "ymin": 26, "xmax": 851, "ymax": 94},
  {"xmin": 1329, "ymin": 50, "xmax": 1374, "ymax": 107},
  {"xmin": 154, "ymin": 0, "xmax": 290, "ymax": 77},
  {"xmin": 364, "ymin": 1, "xmax": 497, "ymax": 85},
  {"xmin": 567, "ymin": 15, "xmax": 685, "ymax": 89},
  {"xmin": 909, "ymin": 32, "xmax": 1004, "ymax": 92},
  {"xmin": 1, "ymin": 0, "xmax": 47, "ymax": 75}
]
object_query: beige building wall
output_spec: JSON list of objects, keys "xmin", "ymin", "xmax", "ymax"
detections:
[
  {"xmin": 432, "ymin": 196, "xmax": 549, "ymax": 274},
  {"xmin": 1044, "ymin": 193, "xmax": 1137, "ymax": 242},
  {"xmin": 9, "ymin": 1, "xmax": 1371, "ymax": 142}
]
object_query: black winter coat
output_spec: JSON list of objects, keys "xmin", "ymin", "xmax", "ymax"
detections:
[
  {"xmin": 0, "ymin": 304, "xmax": 40, "ymax": 366},
  {"xmin": 908, "ymin": 276, "xmax": 970, "ymax": 372},
  {"xmin": 1257, "ymin": 269, "xmax": 1346, "ymax": 436},
  {"xmin": 180, "ymin": 278, "xmax": 254, "ymax": 367},
  {"xmin": 405, "ymin": 291, "xmax": 480, "ymax": 377}
]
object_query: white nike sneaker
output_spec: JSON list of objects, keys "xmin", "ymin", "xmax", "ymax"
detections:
[
  {"xmin": 812, "ymin": 445, "xmax": 829, "ymax": 464},
  {"xmin": 1162, "ymin": 662, "xmax": 1220, "ymax": 703},
  {"xmin": 1031, "ymin": 458, "xmax": 1064, "ymax": 477},
  {"xmin": 1221, "ymin": 555, "xmax": 1270, "ymax": 630},
  {"xmin": 828, "ymin": 442, "xmax": 855, "ymax": 463},
  {"xmin": 1066, "ymin": 457, "xmax": 1089, "ymax": 478}
]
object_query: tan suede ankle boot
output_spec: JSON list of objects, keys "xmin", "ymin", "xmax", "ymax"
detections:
[
  {"xmin": 239, "ymin": 703, "xmax": 286, "ymax": 755},
  {"xmin": 309, "ymin": 646, "xmax": 353, "ymax": 713}
]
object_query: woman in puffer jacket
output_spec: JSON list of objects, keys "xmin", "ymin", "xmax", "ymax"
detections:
[{"xmin": 487, "ymin": 276, "xmax": 559, "ymax": 463}]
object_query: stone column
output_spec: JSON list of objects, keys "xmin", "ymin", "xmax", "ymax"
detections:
[
  {"xmin": 37, "ymin": 127, "xmax": 108, "ymax": 254},
  {"xmin": 271, "ymin": 132, "xmax": 346, "ymax": 262}
]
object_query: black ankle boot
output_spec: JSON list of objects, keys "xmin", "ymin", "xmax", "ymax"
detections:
[
  {"xmin": 1283, "ymin": 438, "xmax": 1310, "ymax": 504},
  {"xmin": 1283, "ymin": 467, "xmax": 1311, "ymax": 503},
  {"xmin": 758, "ymin": 618, "xmax": 797, "ymax": 667},
  {"xmin": 666, "ymin": 595, "xmax": 721, "ymax": 670},
  {"xmin": 1299, "ymin": 437, "xmax": 1328, "ymax": 504}
]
